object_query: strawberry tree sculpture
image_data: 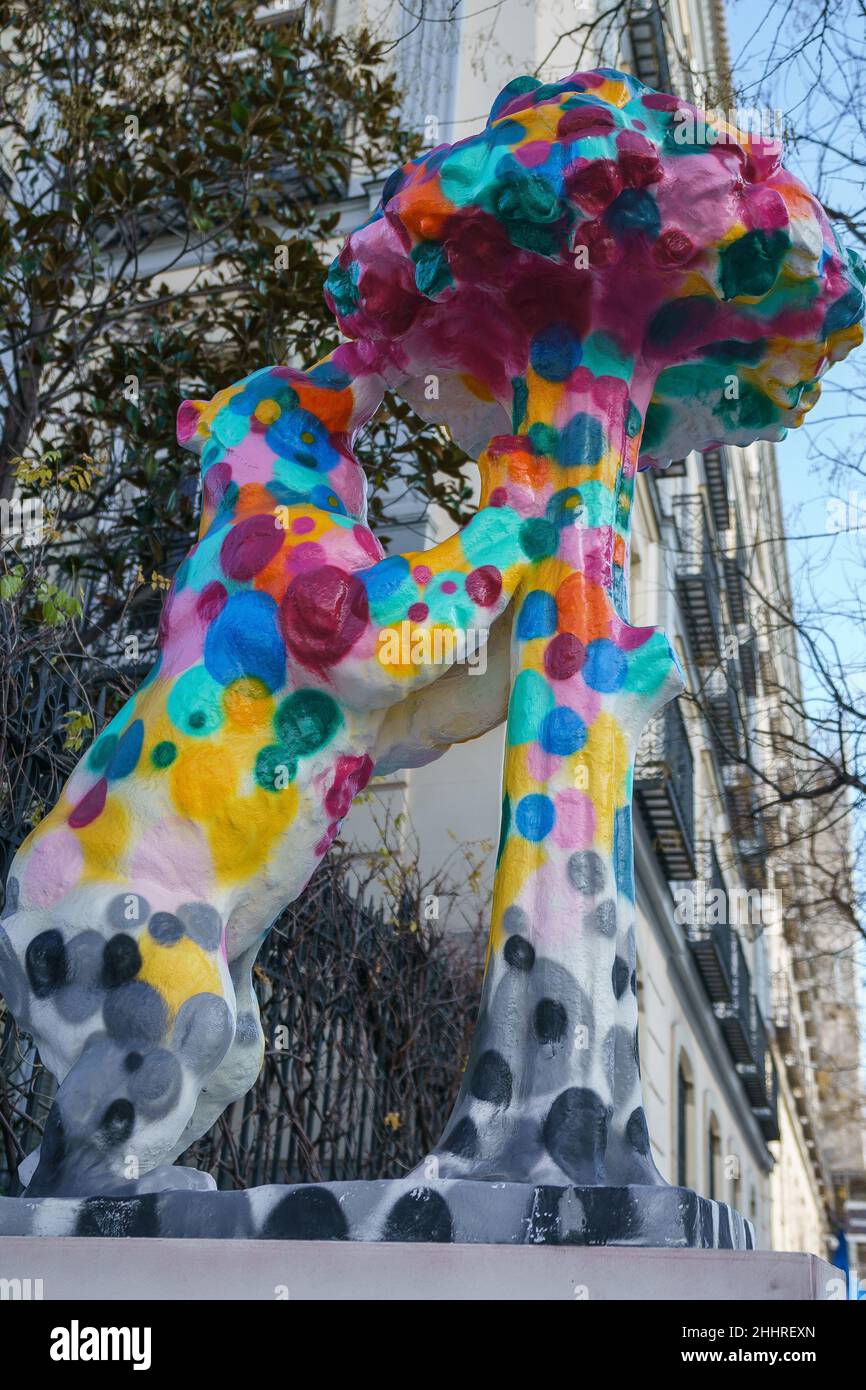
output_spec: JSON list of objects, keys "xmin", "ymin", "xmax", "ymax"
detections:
[{"xmin": 0, "ymin": 69, "xmax": 862, "ymax": 1245}]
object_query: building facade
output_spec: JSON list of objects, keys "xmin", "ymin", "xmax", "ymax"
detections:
[{"xmin": 335, "ymin": 0, "xmax": 865, "ymax": 1262}]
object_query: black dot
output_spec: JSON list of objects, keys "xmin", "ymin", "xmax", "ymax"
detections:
[
  {"xmin": 534, "ymin": 998, "xmax": 567, "ymax": 1043},
  {"xmin": 383, "ymin": 1188, "xmax": 453, "ymax": 1243},
  {"xmin": 148, "ymin": 912, "xmax": 184, "ymax": 945},
  {"xmin": 188, "ymin": 711, "xmax": 206, "ymax": 729},
  {"xmin": 612, "ymin": 957, "xmax": 630, "ymax": 998},
  {"xmin": 124, "ymin": 1051, "xmax": 144, "ymax": 1072},
  {"xmin": 588, "ymin": 900, "xmax": 617, "ymax": 936},
  {"xmin": 99, "ymin": 1098, "xmax": 135, "ymax": 1146},
  {"xmin": 76, "ymin": 1196, "xmax": 160, "ymax": 1238},
  {"xmin": 102, "ymin": 934, "xmax": 141, "ymax": 988},
  {"xmin": 543, "ymin": 1087, "xmax": 609, "ymax": 1184},
  {"xmin": 626, "ymin": 1106, "xmax": 650, "ymax": 1156},
  {"xmin": 567, "ymin": 850, "xmax": 605, "ymax": 895},
  {"xmin": 25, "ymin": 930, "xmax": 68, "ymax": 997},
  {"xmin": 469, "ymin": 1050, "xmax": 513, "ymax": 1107},
  {"xmin": 262, "ymin": 1187, "xmax": 348, "ymax": 1241},
  {"xmin": 442, "ymin": 1116, "xmax": 478, "ymax": 1159},
  {"xmin": 630, "ymin": 969, "xmax": 637, "ymax": 995},
  {"xmin": 504, "ymin": 934, "xmax": 535, "ymax": 970}
]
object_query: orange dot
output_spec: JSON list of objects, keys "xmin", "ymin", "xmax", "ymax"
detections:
[{"xmin": 556, "ymin": 571, "xmax": 612, "ymax": 643}]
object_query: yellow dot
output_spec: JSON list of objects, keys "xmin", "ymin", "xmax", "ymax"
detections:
[
  {"xmin": 223, "ymin": 677, "xmax": 273, "ymax": 731},
  {"xmin": 254, "ymin": 399, "xmax": 281, "ymax": 425},
  {"xmin": 300, "ymin": 430, "xmax": 315, "ymax": 444}
]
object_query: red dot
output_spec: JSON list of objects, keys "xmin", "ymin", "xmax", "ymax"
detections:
[{"xmin": 408, "ymin": 602, "xmax": 429, "ymax": 622}]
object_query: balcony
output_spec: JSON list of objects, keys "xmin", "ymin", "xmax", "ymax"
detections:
[
  {"xmin": 753, "ymin": 1052, "xmax": 781, "ymax": 1142},
  {"xmin": 705, "ymin": 660, "xmax": 746, "ymax": 764},
  {"xmin": 673, "ymin": 494, "xmax": 722, "ymax": 664},
  {"xmin": 684, "ymin": 841, "xmax": 734, "ymax": 1003},
  {"xmin": 628, "ymin": 2, "xmax": 671, "ymax": 89},
  {"xmin": 723, "ymin": 519, "xmax": 748, "ymax": 625},
  {"xmin": 635, "ymin": 699, "xmax": 696, "ymax": 879},
  {"xmin": 702, "ymin": 449, "xmax": 731, "ymax": 531},
  {"xmin": 715, "ymin": 930, "xmax": 754, "ymax": 1065},
  {"xmin": 738, "ymin": 627, "xmax": 759, "ymax": 698}
]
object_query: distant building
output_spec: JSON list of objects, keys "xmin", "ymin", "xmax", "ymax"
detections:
[{"xmin": 337, "ymin": 0, "xmax": 866, "ymax": 1263}]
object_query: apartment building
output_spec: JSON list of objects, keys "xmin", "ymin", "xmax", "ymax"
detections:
[{"xmin": 335, "ymin": 0, "xmax": 865, "ymax": 1261}]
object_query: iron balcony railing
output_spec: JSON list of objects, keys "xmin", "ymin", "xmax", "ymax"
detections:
[
  {"xmin": 705, "ymin": 659, "xmax": 746, "ymax": 764},
  {"xmin": 715, "ymin": 930, "xmax": 754, "ymax": 1066},
  {"xmin": 635, "ymin": 698, "xmax": 696, "ymax": 879},
  {"xmin": 702, "ymin": 448, "xmax": 731, "ymax": 531},
  {"xmin": 684, "ymin": 840, "xmax": 734, "ymax": 1003},
  {"xmin": 738, "ymin": 627, "xmax": 759, "ymax": 698},
  {"xmin": 628, "ymin": 2, "xmax": 671, "ymax": 89},
  {"xmin": 723, "ymin": 518, "xmax": 748, "ymax": 625},
  {"xmin": 673, "ymin": 493, "xmax": 723, "ymax": 665},
  {"xmin": 753, "ymin": 1052, "xmax": 781, "ymax": 1142}
]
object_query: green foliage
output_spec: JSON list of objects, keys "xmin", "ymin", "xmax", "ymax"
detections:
[{"xmin": 0, "ymin": 0, "xmax": 471, "ymax": 618}]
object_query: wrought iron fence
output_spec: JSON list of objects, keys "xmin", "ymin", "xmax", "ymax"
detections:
[{"xmin": 0, "ymin": 857, "xmax": 484, "ymax": 1194}]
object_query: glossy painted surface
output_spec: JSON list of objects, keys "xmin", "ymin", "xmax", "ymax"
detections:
[{"xmin": 0, "ymin": 69, "xmax": 862, "ymax": 1214}]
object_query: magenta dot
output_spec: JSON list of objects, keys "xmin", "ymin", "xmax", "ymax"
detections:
[
  {"xmin": 290, "ymin": 541, "xmax": 327, "ymax": 572},
  {"xmin": 68, "ymin": 778, "xmax": 107, "ymax": 830},
  {"xmin": 220, "ymin": 514, "xmax": 283, "ymax": 580},
  {"xmin": 196, "ymin": 580, "xmax": 228, "ymax": 624},
  {"xmin": 544, "ymin": 632, "xmax": 586, "ymax": 681},
  {"xmin": 412, "ymin": 565, "xmax": 433, "ymax": 584},
  {"xmin": 408, "ymin": 602, "xmax": 429, "ymax": 622},
  {"xmin": 292, "ymin": 516, "xmax": 315, "ymax": 535},
  {"xmin": 465, "ymin": 565, "xmax": 502, "ymax": 607},
  {"xmin": 203, "ymin": 461, "xmax": 232, "ymax": 511},
  {"xmin": 489, "ymin": 487, "xmax": 508, "ymax": 508},
  {"xmin": 441, "ymin": 580, "xmax": 458, "ymax": 595},
  {"xmin": 353, "ymin": 523, "xmax": 382, "ymax": 563}
]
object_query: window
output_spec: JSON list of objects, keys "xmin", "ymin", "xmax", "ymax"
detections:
[
  {"xmin": 676, "ymin": 1052, "xmax": 695, "ymax": 1188},
  {"xmin": 707, "ymin": 1113, "xmax": 721, "ymax": 1200}
]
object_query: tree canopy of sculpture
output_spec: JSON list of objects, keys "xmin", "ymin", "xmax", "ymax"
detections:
[{"xmin": 0, "ymin": 70, "xmax": 862, "ymax": 1242}]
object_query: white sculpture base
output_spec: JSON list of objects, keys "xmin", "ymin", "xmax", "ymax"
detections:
[{"xmin": 0, "ymin": 1236, "xmax": 838, "ymax": 1300}]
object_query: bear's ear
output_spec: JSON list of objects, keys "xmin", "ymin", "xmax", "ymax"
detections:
[{"xmin": 176, "ymin": 398, "xmax": 210, "ymax": 455}]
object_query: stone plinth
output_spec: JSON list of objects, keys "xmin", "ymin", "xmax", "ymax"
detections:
[{"xmin": 0, "ymin": 1237, "xmax": 837, "ymax": 1300}]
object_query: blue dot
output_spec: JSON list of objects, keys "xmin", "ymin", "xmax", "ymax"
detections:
[
  {"xmin": 583, "ymin": 639, "xmax": 628, "ymax": 692},
  {"xmin": 604, "ymin": 188, "xmax": 661, "ymax": 238},
  {"xmin": 359, "ymin": 554, "xmax": 410, "ymax": 605},
  {"xmin": 540, "ymin": 706, "xmax": 587, "ymax": 756},
  {"xmin": 558, "ymin": 411, "xmax": 604, "ymax": 466},
  {"xmin": 204, "ymin": 591, "xmax": 285, "ymax": 692},
  {"xmin": 515, "ymin": 793, "xmax": 556, "ymax": 841},
  {"xmin": 106, "ymin": 719, "xmax": 144, "ymax": 780},
  {"xmin": 517, "ymin": 590, "xmax": 557, "ymax": 640},
  {"xmin": 529, "ymin": 325, "xmax": 582, "ymax": 382}
]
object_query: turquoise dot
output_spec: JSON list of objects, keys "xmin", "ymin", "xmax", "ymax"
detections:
[
  {"xmin": 507, "ymin": 670, "xmax": 554, "ymax": 744},
  {"xmin": 520, "ymin": 518, "xmax": 558, "ymax": 560},
  {"xmin": 167, "ymin": 665, "xmax": 225, "ymax": 737},
  {"xmin": 515, "ymin": 793, "xmax": 555, "ymax": 841}
]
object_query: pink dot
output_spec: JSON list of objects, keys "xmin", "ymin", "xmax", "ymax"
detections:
[
  {"xmin": 412, "ymin": 565, "xmax": 433, "ymax": 584},
  {"xmin": 292, "ymin": 516, "xmax": 315, "ymax": 535},
  {"xmin": 441, "ymin": 580, "xmax": 458, "ymax": 594},
  {"xmin": 408, "ymin": 602, "xmax": 429, "ymax": 622},
  {"xmin": 552, "ymin": 790, "xmax": 596, "ymax": 851},
  {"xmin": 23, "ymin": 830, "xmax": 84, "ymax": 908}
]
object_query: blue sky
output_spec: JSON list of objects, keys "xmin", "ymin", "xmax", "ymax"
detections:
[{"xmin": 725, "ymin": 0, "xmax": 865, "ymax": 679}]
